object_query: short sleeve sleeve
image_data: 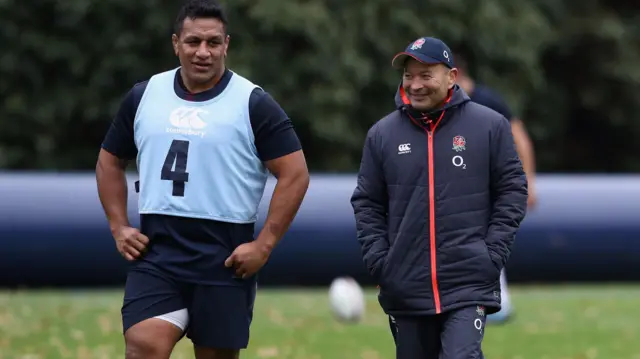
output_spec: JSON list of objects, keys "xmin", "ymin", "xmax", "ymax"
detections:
[
  {"xmin": 490, "ymin": 95, "xmax": 514, "ymax": 121},
  {"xmin": 248, "ymin": 88, "xmax": 302, "ymax": 161},
  {"xmin": 101, "ymin": 82, "xmax": 147, "ymax": 160}
]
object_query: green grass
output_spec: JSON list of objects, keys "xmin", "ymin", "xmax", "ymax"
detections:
[{"xmin": 0, "ymin": 285, "xmax": 638, "ymax": 359}]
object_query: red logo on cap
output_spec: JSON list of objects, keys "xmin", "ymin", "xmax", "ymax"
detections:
[{"xmin": 410, "ymin": 38, "xmax": 425, "ymax": 50}]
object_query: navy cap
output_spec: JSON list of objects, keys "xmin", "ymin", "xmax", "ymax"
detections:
[{"xmin": 391, "ymin": 37, "xmax": 455, "ymax": 69}]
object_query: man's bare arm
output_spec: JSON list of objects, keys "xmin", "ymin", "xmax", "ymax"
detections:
[
  {"xmin": 255, "ymin": 150, "xmax": 310, "ymax": 252},
  {"xmin": 510, "ymin": 118, "xmax": 537, "ymax": 207},
  {"xmin": 96, "ymin": 148, "xmax": 131, "ymax": 235}
]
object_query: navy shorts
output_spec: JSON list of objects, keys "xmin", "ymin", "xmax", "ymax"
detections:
[{"xmin": 121, "ymin": 268, "xmax": 257, "ymax": 349}]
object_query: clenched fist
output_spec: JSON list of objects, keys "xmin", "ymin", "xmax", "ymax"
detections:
[
  {"xmin": 224, "ymin": 241, "xmax": 271, "ymax": 279},
  {"xmin": 113, "ymin": 226, "xmax": 150, "ymax": 261}
]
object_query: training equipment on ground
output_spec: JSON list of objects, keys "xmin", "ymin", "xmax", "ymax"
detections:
[{"xmin": 328, "ymin": 276, "xmax": 365, "ymax": 323}]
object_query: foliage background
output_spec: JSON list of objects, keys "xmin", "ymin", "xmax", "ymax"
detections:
[{"xmin": 1, "ymin": 0, "xmax": 638, "ymax": 172}]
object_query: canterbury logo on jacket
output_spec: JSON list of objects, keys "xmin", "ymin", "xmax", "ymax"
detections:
[{"xmin": 350, "ymin": 84, "xmax": 528, "ymax": 316}]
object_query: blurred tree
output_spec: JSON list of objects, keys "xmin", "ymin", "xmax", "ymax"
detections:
[
  {"xmin": 530, "ymin": 0, "xmax": 640, "ymax": 172},
  {"xmin": 0, "ymin": 0, "xmax": 638, "ymax": 172}
]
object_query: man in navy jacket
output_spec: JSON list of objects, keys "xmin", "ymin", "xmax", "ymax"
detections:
[{"xmin": 350, "ymin": 37, "xmax": 528, "ymax": 359}]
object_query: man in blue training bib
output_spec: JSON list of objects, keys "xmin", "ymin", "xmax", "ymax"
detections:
[{"xmin": 95, "ymin": 1, "xmax": 310, "ymax": 358}]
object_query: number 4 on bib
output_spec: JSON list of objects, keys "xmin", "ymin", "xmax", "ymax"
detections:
[{"xmin": 161, "ymin": 140, "xmax": 190, "ymax": 197}]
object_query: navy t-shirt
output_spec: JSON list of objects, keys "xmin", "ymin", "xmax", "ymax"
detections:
[
  {"xmin": 101, "ymin": 68, "xmax": 302, "ymax": 285},
  {"xmin": 468, "ymin": 84, "xmax": 514, "ymax": 121}
]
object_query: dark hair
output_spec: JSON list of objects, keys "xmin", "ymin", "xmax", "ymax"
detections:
[
  {"xmin": 174, "ymin": 0, "xmax": 228, "ymax": 35},
  {"xmin": 452, "ymin": 50, "xmax": 468, "ymax": 72},
  {"xmin": 450, "ymin": 44, "xmax": 477, "ymax": 73}
]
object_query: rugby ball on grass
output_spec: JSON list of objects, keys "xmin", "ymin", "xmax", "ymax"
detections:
[{"xmin": 328, "ymin": 276, "xmax": 365, "ymax": 323}]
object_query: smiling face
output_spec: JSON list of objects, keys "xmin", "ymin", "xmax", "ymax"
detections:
[
  {"xmin": 402, "ymin": 58, "xmax": 457, "ymax": 111},
  {"xmin": 172, "ymin": 16, "xmax": 229, "ymax": 93}
]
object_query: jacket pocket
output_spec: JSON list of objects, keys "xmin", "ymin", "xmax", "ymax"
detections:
[
  {"xmin": 378, "ymin": 238, "xmax": 406, "ymax": 291},
  {"xmin": 378, "ymin": 236, "xmax": 425, "ymax": 295},
  {"xmin": 480, "ymin": 240, "xmax": 500, "ymax": 280},
  {"xmin": 369, "ymin": 250, "xmax": 389, "ymax": 283},
  {"xmin": 378, "ymin": 245, "xmax": 395, "ymax": 288}
]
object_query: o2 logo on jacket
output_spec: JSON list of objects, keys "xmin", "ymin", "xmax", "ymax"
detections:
[{"xmin": 452, "ymin": 155, "xmax": 466, "ymax": 169}]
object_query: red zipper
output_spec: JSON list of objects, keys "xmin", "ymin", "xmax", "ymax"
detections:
[
  {"xmin": 399, "ymin": 87, "xmax": 452, "ymax": 314},
  {"xmin": 405, "ymin": 114, "xmax": 445, "ymax": 314},
  {"xmin": 427, "ymin": 128, "xmax": 441, "ymax": 314},
  {"xmin": 424, "ymin": 102, "xmax": 449, "ymax": 314}
]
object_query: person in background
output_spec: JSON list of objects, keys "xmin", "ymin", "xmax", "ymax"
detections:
[{"xmin": 455, "ymin": 51, "xmax": 538, "ymax": 323}]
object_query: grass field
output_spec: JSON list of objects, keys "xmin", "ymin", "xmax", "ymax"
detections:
[{"xmin": 0, "ymin": 285, "xmax": 638, "ymax": 359}]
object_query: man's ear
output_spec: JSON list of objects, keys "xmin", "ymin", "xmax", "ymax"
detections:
[
  {"xmin": 171, "ymin": 34, "xmax": 179, "ymax": 56},
  {"xmin": 448, "ymin": 68, "xmax": 459, "ymax": 89},
  {"xmin": 223, "ymin": 34, "xmax": 230, "ymax": 57}
]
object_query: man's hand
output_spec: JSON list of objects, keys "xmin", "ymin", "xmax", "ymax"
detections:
[
  {"xmin": 113, "ymin": 226, "xmax": 150, "ymax": 261},
  {"xmin": 224, "ymin": 241, "xmax": 272, "ymax": 279},
  {"xmin": 224, "ymin": 149, "xmax": 308, "ymax": 279}
]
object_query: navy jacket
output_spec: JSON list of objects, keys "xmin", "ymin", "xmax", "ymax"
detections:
[{"xmin": 351, "ymin": 85, "xmax": 528, "ymax": 316}]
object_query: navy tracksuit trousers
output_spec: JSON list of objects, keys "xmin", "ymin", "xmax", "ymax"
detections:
[{"xmin": 388, "ymin": 305, "xmax": 487, "ymax": 359}]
